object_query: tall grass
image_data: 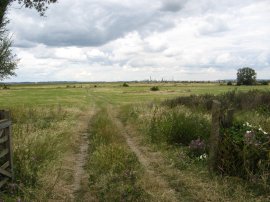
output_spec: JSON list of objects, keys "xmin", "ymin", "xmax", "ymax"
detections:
[
  {"xmin": 1, "ymin": 105, "xmax": 80, "ymax": 200},
  {"xmin": 87, "ymin": 108, "xmax": 148, "ymax": 201},
  {"xmin": 148, "ymin": 106, "xmax": 211, "ymax": 145}
]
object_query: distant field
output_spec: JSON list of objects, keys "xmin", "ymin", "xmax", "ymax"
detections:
[{"xmin": 1, "ymin": 82, "xmax": 269, "ymax": 107}]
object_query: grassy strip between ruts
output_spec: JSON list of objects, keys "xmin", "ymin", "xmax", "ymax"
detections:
[{"xmin": 86, "ymin": 107, "xmax": 149, "ymax": 201}]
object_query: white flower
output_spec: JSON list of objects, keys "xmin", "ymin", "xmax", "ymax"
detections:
[
  {"xmin": 246, "ymin": 131, "xmax": 252, "ymax": 134},
  {"xmin": 199, "ymin": 153, "xmax": 207, "ymax": 160}
]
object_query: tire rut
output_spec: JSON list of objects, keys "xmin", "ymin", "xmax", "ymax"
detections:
[{"xmin": 107, "ymin": 106, "xmax": 179, "ymax": 202}]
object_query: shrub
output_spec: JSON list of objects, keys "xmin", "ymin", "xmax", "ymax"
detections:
[
  {"xmin": 217, "ymin": 121, "xmax": 270, "ymax": 187},
  {"xmin": 150, "ymin": 86, "xmax": 159, "ymax": 91},
  {"xmin": 163, "ymin": 90, "xmax": 270, "ymax": 112},
  {"xmin": 148, "ymin": 107, "xmax": 210, "ymax": 145},
  {"xmin": 123, "ymin": 82, "xmax": 129, "ymax": 87},
  {"xmin": 260, "ymin": 80, "xmax": 269, "ymax": 85},
  {"xmin": 2, "ymin": 84, "xmax": 10, "ymax": 89},
  {"xmin": 227, "ymin": 81, "xmax": 232, "ymax": 86}
]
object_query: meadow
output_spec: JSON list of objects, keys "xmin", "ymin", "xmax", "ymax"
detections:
[{"xmin": 0, "ymin": 82, "xmax": 269, "ymax": 201}]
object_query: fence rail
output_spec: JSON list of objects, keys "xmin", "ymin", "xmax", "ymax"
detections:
[{"xmin": 0, "ymin": 110, "xmax": 13, "ymax": 189}]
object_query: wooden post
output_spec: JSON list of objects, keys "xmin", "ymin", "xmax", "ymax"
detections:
[
  {"xmin": 0, "ymin": 110, "xmax": 14, "ymax": 188},
  {"xmin": 226, "ymin": 108, "xmax": 234, "ymax": 128},
  {"xmin": 208, "ymin": 100, "xmax": 221, "ymax": 173}
]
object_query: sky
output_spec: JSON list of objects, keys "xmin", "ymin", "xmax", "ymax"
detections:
[{"xmin": 5, "ymin": 0, "xmax": 270, "ymax": 82}]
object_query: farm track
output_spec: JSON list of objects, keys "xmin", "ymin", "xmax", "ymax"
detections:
[
  {"xmin": 49, "ymin": 107, "xmax": 96, "ymax": 202},
  {"xmin": 72, "ymin": 108, "xmax": 96, "ymax": 201},
  {"xmin": 107, "ymin": 106, "xmax": 179, "ymax": 202}
]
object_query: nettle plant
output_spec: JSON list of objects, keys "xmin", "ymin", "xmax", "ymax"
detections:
[{"xmin": 218, "ymin": 121, "xmax": 270, "ymax": 186}]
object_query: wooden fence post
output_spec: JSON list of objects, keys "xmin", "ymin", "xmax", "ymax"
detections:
[
  {"xmin": 208, "ymin": 100, "xmax": 221, "ymax": 173},
  {"xmin": 226, "ymin": 108, "xmax": 234, "ymax": 128}
]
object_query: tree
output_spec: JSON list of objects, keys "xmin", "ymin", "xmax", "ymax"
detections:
[
  {"xmin": 236, "ymin": 67, "xmax": 256, "ymax": 85},
  {"xmin": 0, "ymin": 1, "xmax": 17, "ymax": 80},
  {"xmin": 0, "ymin": 34, "xmax": 18, "ymax": 80},
  {"xmin": 0, "ymin": 0, "xmax": 58, "ymax": 80}
]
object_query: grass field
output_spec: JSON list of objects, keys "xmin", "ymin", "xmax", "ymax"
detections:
[{"xmin": 0, "ymin": 82, "xmax": 269, "ymax": 201}]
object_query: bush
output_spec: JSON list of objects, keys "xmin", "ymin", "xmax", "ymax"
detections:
[
  {"xmin": 123, "ymin": 82, "xmax": 129, "ymax": 87},
  {"xmin": 148, "ymin": 107, "xmax": 210, "ymax": 145},
  {"xmin": 260, "ymin": 81, "xmax": 269, "ymax": 85},
  {"xmin": 227, "ymin": 81, "xmax": 232, "ymax": 86},
  {"xmin": 217, "ymin": 121, "xmax": 270, "ymax": 187},
  {"xmin": 150, "ymin": 86, "xmax": 159, "ymax": 91},
  {"xmin": 163, "ymin": 90, "xmax": 270, "ymax": 112},
  {"xmin": 2, "ymin": 84, "xmax": 10, "ymax": 89}
]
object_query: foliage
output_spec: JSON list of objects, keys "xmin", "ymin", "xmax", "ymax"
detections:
[
  {"xmin": 123, "ymin": 82, "xmax": 129, "ymax": 87},
  {"xmin": 0, "ymin": 3, "xmax": 17, "ymax": 80},
  {"xmin": 217, "ymin": 122, "xmax": 270, "ymax": 188},
  {"xmin": 150, "ymin": 86, "xmax": 159, "ymax": 91},
  {"xmin": 9, "ymin": 0, "xmax": 58, "ymax": 16},
  {"xmin": 148, "ymin": 107, "xmax": 210, "ymax": 145},
  {"xmin": 227, "ymin": 81, "xmax": 232, "ymax": 86},
  {"xmin": 0, "ymin": 36, "xmax": 18, "ymax": 80},
  {"xmin": 164, "ymin": 90, "xmax": 270, "ymax": 112},
  {"xmin": 237, "ymin": 67, "xmax": 257, "ymax": 85},
  {"xmin": 260, "ymin": 80, "xmax": 269, "ymax": 85},
  {"xmin": 0, "ymin": 0, "xmax": 58, "ymax": 81}
]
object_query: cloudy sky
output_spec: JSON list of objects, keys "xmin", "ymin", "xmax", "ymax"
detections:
[{"xmin": 5, "ymin": 0, "xmax": 270, "ymax": 82}]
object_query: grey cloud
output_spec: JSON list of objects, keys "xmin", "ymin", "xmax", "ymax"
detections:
[
  {"xmin": 160, "ymin": 0, "xmax": 187, "ymax": 12},
  {"xmin": 9, "ymin": 0, "xmax": 175, "ymax": 48}
]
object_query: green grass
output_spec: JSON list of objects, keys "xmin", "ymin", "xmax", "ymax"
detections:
[
  {"xmin": 0, "ymin": 82, "xmax": 270, "ymax": 201},
  {"xmin": 87, "ymin": 108, "xmax": 148, "ymax": 201},
  {"xmin": 120, "ymin": 103, "xmax": 270, "ymax": 201}
]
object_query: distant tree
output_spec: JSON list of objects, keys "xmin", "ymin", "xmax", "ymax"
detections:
[
  {"xmin": 236, "ymin": 67, "xmax": 256, "ymax": 85},
  {"xmin": 123, "ymin": 82, "xmax": 129, "ymax": 87},
  {"xmin": 150, "ymin": 86, "xmax": 159, "ymax": 91},
  {"xmin": 260, "ymin": 80, "xmax": 269, "ymax": 85},
  {"xmin": 227, "ymin": 81, "xmax": 232, "ymax": 86}
]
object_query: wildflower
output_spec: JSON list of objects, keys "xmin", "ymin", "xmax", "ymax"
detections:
[{"xmin": 199, "ymin": 153, "xmax": 207, "ymax": 160}]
